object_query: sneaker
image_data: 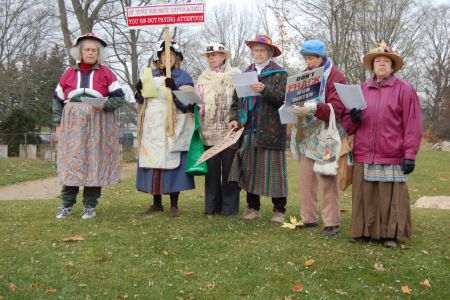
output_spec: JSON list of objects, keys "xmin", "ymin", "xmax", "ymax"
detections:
[
  {"xmin": 242, "ymin": 208, "xmax": 261, "ymax": 220},
  {"xmin": 55, "ymin": 206, "xmax": 72, "ymax": 219},
  {"xmin": 170, "ymin": 207, "xmax": 180, "ymax": 218},
  {"xmin": 81, "ymin": 207, "xmax": 96, "ymax": 219},
  {"xmin": 143, "ymin": 204, "xmax": 164, "ymax": 215},
  {"xmin": 271, "ymin": 211, "xmax": 285, "ymax": 224},
  {"xmin": 322, "ymin": 225, "xmax": 340, "ymax": 237}
]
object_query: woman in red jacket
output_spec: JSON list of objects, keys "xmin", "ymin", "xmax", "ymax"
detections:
[
  {"xmin": 343, "ymin": 42, "xmax": 423, "ymax": 248},
  {"xmin": 291, "ymin": 40, "xmax": 347, "ymax": 237}
]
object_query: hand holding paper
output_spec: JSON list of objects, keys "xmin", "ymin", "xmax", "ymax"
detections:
[
  {"xmin": 232, "ymin": 71, "xmax": 261, "ymax": 98},
  {"xmin": 172, "ymin": 91, "xmax": 205, "ymax": 106},
  {"xmin": 334, "ymin": 83, "xmax": 367, "ymax": 110}
]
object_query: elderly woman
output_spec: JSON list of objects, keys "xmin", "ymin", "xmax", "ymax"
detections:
[
  {"xmin": 135, "ymin": 41, "xmax": 195, "ymax": 218},
  {"xmin": 228, "ymin": 34, "xmax": 288, "ymax": 223},
  {"xmin": 291, "ymin": 40, "xmax": 347, "ymax": 236},
  {"xmin": 196, "ymin": 43, "xmax": 241, "ymax": 216},
  {"xmin": 53, "ymin": 33, "xmax": 125, "ymax": 219},
  {"xmin": 343, "ymin": 42, "xmax": 423, "ymax": 248}
]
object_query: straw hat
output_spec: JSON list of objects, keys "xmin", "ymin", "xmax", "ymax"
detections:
[
  {"xmin": 245, "ymin": 34, "xmax": 281, "ymax": 57},
  {"xmin": 363, "ymin": 41, "xmax": 404, "ymax": 73},
  {"xmin": 201, "ymin": 43, "xmax": 231, "ymax": 59}
]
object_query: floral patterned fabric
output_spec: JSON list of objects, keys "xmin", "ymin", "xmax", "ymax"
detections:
[{"xmin": 57, "ymin": 102, "xmax": 121, "ymax": 186}]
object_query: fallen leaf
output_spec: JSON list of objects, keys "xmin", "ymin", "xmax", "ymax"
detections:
[
  {"xmin": 287, "ymin": 261, "xmax": 295, "ymax": 266},
  {"xmin": 65, "ymin": 261, "xmax": 75, "ymax": 267},
  {"xmin": 281, "ymin": 222, "xmax": 296, "ymax": 229},
  {"xmin": 400, "ymin": 244, "xmax": 410, "ymax": 249},
  {"xmin": 61, "ymin": 236, "xmax": 85, "ymax": 242},
  {"xmin": 374, "ymin": 263, "xmax": 387, "ymax": 272},
  {"xmin": 421, "ymin": 250, "xmax": 428, "ymax": 255},
  {"xmin": 207, "ymin": 215, "xmax": 213, "ymax": 221},
  {"xmin": 334, "ymin": 289, "xmax": 347, "ymax": 295},
  {"xmin": 292, "ymin": 284, "xmax": 304, "ymax": 292},
  {"xmin": 31, "ymin": 282, "xmax": 42, "ymax": 288},
  {"xmin": 281, "ymin": 216, "xmax": 303, "ymax": 229},
  {"xmin": 185, "ymin": 272, "xmax": 193, "ymax": 277},
  {"xmin": 420, "ymin": 279, "xmax": 431, "ymax": 289},
  {"xmin": 9, "ymin": 283, "xmax": 17, "ymax": 292},
  {"xmin": 401, "ymin": 285, "xmax": 412, "ymax": 295},
  {"xmin": 305, "ymin": 258, "xmax": 315, "ymax": 267},
  {"xmin": 47, "ymin": 289, "xmax": 57, "ymax": 294}
]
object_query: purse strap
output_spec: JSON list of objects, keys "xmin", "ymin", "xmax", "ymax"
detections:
[{"xmin": 325, "ymin": 103, "xmax": 337, "ymax": 134}]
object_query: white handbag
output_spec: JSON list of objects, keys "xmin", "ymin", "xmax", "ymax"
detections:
[{"xmin": 313, "ymin": 103, "xmax": 341, "ymax": 176}]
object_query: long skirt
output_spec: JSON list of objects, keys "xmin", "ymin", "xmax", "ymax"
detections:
[
  {"xmin": 136, "ymin": 151, "xmax": 195, "ymax": 195},
  {"xmin": 229, "ymin": 133, "xmax": 287, "ymax": 198},
  {"xmin": 57, "ymin": 102, "xmax": 121, "ymax": 186},
  {"xmin": 351, "ymin": 163, "xmax": 412, "ymax": 239}
]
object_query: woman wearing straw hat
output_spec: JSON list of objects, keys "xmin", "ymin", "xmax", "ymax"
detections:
[
  {"xmin": 228, "ymin": 34, "xmax": 288, "ymax": 223},
  {"xmin": 343, "ymin": 42, "xmax": 423, "ymax": 248},
  {"xmin": 53, "ymin": 33, "xmax": 125, "ymax": 219},
  {"xmin": 291, "ymin": 40, "xmax": 347, "ymax": 237},
  {"xmin": 135, "ymin": 40, "xmax": 195, "ymax": 218},
  {"xmin": 196, "ymin": 43, "xmax": 241, "ymax": 216}
]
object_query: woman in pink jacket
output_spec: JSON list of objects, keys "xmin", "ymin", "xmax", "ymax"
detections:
[{"xmin": 343, "ymin": 42, "xmax": 423, "ymax": 248}]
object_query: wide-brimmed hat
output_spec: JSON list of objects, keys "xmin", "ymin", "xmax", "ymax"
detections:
[
  {"xmin": 156, "ymin": 40, "xmax": 183, "ymax": 61},
  {"xmin": 299, "ymin": 40, "xmax": 327, "ymax": 58},
  {"xmin": 73, "ymin": 33, "xmax": 107, "ymax": 47},
  {"xmin": 245, "ymin": 34, "xmax": 281, "ymax": 57},
  {"xmin": 363, "ymin": 41, "xmax": 404, "ymax": 73},
  {"xmin": 201, "ymin": 43, "xmax": 231, "ymax": 59}
]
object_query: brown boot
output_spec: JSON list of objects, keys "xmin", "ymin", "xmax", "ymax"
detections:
[
  {"xmin": 143, "ymin": 204, "xmax": 163, "ymax": 215},
  {"xmin": 170, "ymin": 206, "xmax": 180, "ymax": 218}
]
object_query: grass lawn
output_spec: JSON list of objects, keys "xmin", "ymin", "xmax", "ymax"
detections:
[
  {"xmin": 0, "ymin": 150, "xmax": 449, "ymax": 299},
  {"xmin": 0, "ymin": 158, "xmax": 56, "ymax": 186}
]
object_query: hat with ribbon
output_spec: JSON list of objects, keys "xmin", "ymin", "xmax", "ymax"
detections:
[
  {"xmin": 201, "ymin": 43, "xmax": 231, "ymax": 59},
  {"xmin": 363, "ymin": 41, "xmax": 404, "ymax": 73},
  {"xmin": 73, "ymin": 33, "xmax": 107, "ymax": 47},
  {"xmin": 299, "ymin": 40, "xmax": 327, "ymax": 58},
  {"xmin": 245, "ymin": 34, "xmax": 281, "ymax": 57}
]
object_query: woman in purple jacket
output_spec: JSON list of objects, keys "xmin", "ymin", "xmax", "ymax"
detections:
[{"xmin": 343, "ymin": 42, "xmax": 423, "ymax": 248}]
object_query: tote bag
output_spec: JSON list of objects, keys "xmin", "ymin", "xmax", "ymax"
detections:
[
  {"xmin": 185, "ymin": 106, "xmax": 208, "ymax": 176},
  {"xmin": 313, "ymin": 103, "xmax": 341, "ymax": 176}
]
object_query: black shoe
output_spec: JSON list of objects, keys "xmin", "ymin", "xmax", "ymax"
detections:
[{"xmin": 143, "ymin": 204, "xmax": 163, "ymax": 215}]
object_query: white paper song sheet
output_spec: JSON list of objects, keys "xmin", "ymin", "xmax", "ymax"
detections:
[
  {"xmin": 172, "ymin": 90, "xmax": 205, "ymax": 106},
  {"xmin": 334, "ymin": 83, "xmax": 367, "ymax": 110},
  {"xmin": 278, "ymin": 104, "xmax": 298, "ymax": 124},
  {"xmin": 232, "ymin": 71, "xmax": 261, "ymax": 98},
  {"xmin": 80, "ymin": 96, "xmax": 107, "ymax": 106}
]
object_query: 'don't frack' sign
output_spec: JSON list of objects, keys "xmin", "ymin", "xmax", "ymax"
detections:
[{"xmin": 126, "ymin": 2, "xmax": 205, "ymax": 29}]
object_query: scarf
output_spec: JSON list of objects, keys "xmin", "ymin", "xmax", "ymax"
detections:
[{"xmin": 240, "ymin": 61, "xmax": 287, "ymax": 124}]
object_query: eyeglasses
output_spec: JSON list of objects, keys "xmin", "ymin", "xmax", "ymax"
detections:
[
  {"xmin": 82, "ymin": 48, "xmax": 98, "ymax": 53},
  {"xmin": 252, "ymin": 48, "xmax": 268, "ymax": 54}
]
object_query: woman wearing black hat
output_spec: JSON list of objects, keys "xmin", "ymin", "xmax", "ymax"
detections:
[
  {"xmin": 135, "ymin": 40, "xmax": 195, "ymax": 218},
  {"xmin": 53, "ymin": 33, "xmax": 125, "ymax": 219}
]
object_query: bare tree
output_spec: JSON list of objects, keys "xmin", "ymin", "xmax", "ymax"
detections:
[{"xmin": 419, "ymin": 3, "xmax": 450, "ymax": 134}]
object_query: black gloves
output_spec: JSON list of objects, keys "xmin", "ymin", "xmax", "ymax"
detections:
[
  {"xmin": 350, "ymin": 108, "xmax": 362, "ymax": 123},
  {"xmin": 186, "ymin": 104, "xmax": 196, "ymax": 113},
  {"xmin": 165, "ymin": 78, "xmax": 178, "ymax": 91},
  {"xmin": 402, "ymin": 159, "xmax": 415, "ymax": 175},
  {"xmin": 134, "ymin": 80, "xmax": 144, "ymax": 104}
]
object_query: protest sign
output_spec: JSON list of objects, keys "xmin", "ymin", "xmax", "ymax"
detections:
[
  {"xmin": 285, "ymin": 67, "xmax": 324, "ymax": 106},
  {"xmin": 194, "ymin": 128, "xmax": 244, "ymax": 166},
  {"xmin": 126, "ymin": 2, "xmax": 205, "ymax": 29}
]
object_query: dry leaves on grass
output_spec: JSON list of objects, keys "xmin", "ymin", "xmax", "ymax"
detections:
[
  {"xmin": 401, "ymin": 285, "xmax": 412, "ymax": 295},
  {"xmin": 420, "ymin": 279, "xmax": 431, "ymax": 289},
  {"xmin": 185, "ymin": 272, "xmax": 194, "ymax": 277},
  {"xmin": 47, "ymin": 289, "xmax": 57, "ymax": 294},
  {"xmin": 65, "ymin": 261, "xmax": 75, "ymax": 267},
  {"xmin": 61, "ymin": 236, "xmax": 85, "ymax": 242},
  {"xmin": 374, "ymin": 262, "xmax": 389, "ymax": 272},
  {"xmin": 281, "ymin": 216, "xmax": 303, "ymax": 229},
  {"xmin": 199, "ymin": 283, "xmax": 215, "ymax": 292},
  {"xmin": 304, "ymin": 258, "xmax": 315, "ymax": 267},
  {"xmin": 291, "ymin": 284, "xmax": 304, "ymax": 292},
  {"xmin": 9, "ymin": 283, "xmax": 17, "ymax": 292}
]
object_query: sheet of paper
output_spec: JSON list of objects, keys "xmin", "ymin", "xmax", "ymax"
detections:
[
  {"xmin": 334, "ymin": 83, "xmax": 367, "ymax": 110},
  {"xmin": 80, "ymin": 97, "xmax": 107, "ymax": 106},
  {"xmin": 278, "ymin": 104, "xmax": 298, "ymax": 124},
  {"xmin": 232, "ymin": 71, "xmax": 261, "ymax": 98},
  {"xmin": 172, "ymin": 90, "xmax": 205, "ymax": 106}
]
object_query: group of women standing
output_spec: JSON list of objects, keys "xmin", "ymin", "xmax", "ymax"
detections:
[{"xmin": 53, "ymin": 33, "xmax": 422, "ymax": 248}]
